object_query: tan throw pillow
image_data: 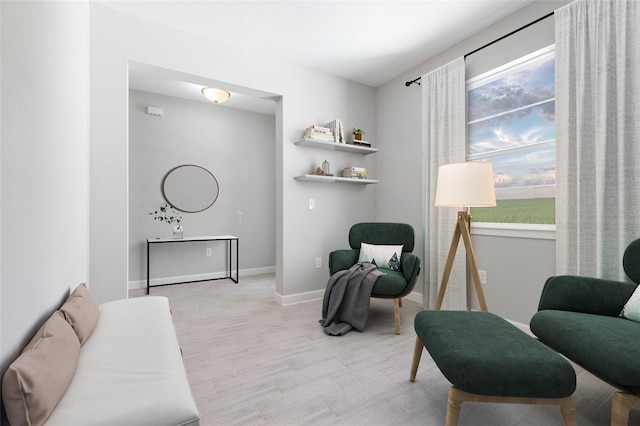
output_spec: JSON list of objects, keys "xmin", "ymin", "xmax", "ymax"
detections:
[
  {"xmin": 59, "ymin": 283, "xmax": 99, "ymax": 345},
  {"xmin": 2, "ymin": 311, "xmax": 80, "ymax": 426}
]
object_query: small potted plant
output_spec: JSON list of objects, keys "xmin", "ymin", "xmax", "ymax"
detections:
[
  {"xmin": 352, "ymin": 128, "xmax": 365, "ymax": 141},
  {"xmin": 149, "ymin": 203, "xmax": 183, "ymax": 239}
]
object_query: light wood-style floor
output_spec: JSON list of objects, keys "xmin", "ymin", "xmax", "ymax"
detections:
[{"xmin": 133, "ymin": 274, "xmax": 639, "ymax": 426}]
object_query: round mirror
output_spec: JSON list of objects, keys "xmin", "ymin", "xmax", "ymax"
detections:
[{"xmin": 162, "ymin": 164, "xmax": 219, "ymax": 213}]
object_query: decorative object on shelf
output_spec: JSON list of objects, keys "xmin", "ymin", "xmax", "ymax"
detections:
[
  {"xmin": 314, "ymin": 163, "xmax": 333, "ymax": 176},
  {"xmin": 172, "ymin": 225, "xmax": 184, "ymax": 239},
  {"xmin": 322, "ymin": 160, "xmax": 330, "ymax": 175},
  {"xmin": 351, "ymin": 127, "xmax": 365, "ymax": 141},
  {"xmin": 433, "ymin": 161, "xmax": 496, "ymax": 311},
  {"xmin": 149, "ymin": 203, "xmax": 184, "ymax": 239}
]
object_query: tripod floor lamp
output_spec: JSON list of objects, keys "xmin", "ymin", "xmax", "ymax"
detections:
[{"xmin": 433, "ymin": 161, "xmax": 496, "ymax": 311}]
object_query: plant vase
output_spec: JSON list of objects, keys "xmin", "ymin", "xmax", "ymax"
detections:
[{"xmin": 173, "ymin": 225, "xmax": 184, "ymax": 239}]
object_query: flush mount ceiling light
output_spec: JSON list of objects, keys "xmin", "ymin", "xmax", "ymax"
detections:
[{"xmin": 201, "ymin": 87, "xmax": 231, "ymax": 103}]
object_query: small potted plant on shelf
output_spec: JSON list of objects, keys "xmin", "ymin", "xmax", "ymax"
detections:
[
  {"xmin": 149, "ymin": 203, "xmax": 183, "ymax": 239},
  {"xmin": 351, "ymin": 128, "xmax": 366, "ymax": 141}
]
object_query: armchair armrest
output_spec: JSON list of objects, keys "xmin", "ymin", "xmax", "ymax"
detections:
[
  {"xmin": 538, "ymin": 275, "xmax": 638, "ymax": 317},
  {"xmin": 328, "ymin": 249, "xmax": 359, "ymax": 275},
  {"xmin": 401, "ymin": 253, "xmax": 420, "ymax": 283}
]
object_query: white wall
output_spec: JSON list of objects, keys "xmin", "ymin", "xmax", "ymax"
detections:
[
  {"xmin": 0, "ymin": 0, "xmax": 90, "ymax": 394},
  {"xmin": 128, "ymin": 89, "xmax": 276, "ymax": 286},
  {"xmin": 90, "ymin": 4, "xmax": 378, "ymax": 304},
  {"xmin": 375, "ymin": 1, "xmax": 569, "ymax": 324}
]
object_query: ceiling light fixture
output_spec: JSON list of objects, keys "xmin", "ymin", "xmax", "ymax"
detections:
[{"xmin": 201, "ymin": 87, "xmax": 231, "ymax": 103}]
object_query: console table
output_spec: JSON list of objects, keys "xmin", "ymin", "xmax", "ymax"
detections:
[{"xmin": 147, "ymin": 235, "xmax": 239, "ymax": 294}]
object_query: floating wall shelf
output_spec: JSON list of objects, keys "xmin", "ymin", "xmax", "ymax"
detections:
[
  {"xmin": 294, "ymin": 174, "xmax": 379, "ymax": 185},
  {"xmin": 294, "ymin": 138, "xmax": 378, "ymax": 155}
]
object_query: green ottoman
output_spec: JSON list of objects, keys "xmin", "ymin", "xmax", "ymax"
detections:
[{"xmin": 410, "ymin": 311, "xmax": 577, "ymax": 426}]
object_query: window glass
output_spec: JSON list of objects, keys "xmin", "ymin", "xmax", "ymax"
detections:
[{"xmin": 467, "ymin": 46, "xmax": 555, "ymax": 225}]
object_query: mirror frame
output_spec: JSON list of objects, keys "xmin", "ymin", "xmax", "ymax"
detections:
[{"xmin": 162, "ymin": 164, "xmax": 220, "ymax": 213}]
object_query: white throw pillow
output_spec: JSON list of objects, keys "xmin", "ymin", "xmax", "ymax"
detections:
[
  {"xmin": 621, "ymin": 285, "xmax": 640, "ymax": 322},
  {"xmin": 358, "ymin": 242, "xmax": 403, "ymax": 271}
]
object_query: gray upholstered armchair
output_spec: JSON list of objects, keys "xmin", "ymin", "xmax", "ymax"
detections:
[{"xmin": 328, "ymin": 222, "xmax": 421, "ymax": 334}]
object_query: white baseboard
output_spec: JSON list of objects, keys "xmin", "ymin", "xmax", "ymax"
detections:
[
  {"xmin": 274, "ymin": 288, "xmax": 425, "ymax": 307},
  {"xmin": 128, "ymin": 266, "xmax": 276, "ymax": 290},
  {"xmin": 274, "ymin": 289, "xmax": 325, "ymax": 306}
]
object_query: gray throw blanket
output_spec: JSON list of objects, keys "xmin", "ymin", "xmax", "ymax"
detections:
[{"xmin": 319, "ymin": 262, "xmax": 385, "ymax": 336}]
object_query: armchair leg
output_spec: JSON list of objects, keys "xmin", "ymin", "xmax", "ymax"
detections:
[
  {"xmin": 611, "ymin": 392, "xmax": 640, "ymax": 426},
  {"xmin": 410, "ymin": 336, "xmax": 423, "ymax": 382},
  {"xmin": 394, "ymin": 297, "xmax": 401, "ymax": 334}
]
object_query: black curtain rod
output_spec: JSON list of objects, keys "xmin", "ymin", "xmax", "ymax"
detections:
[{"xmin": 405, "ymin": 11, "xmax": 555, "ymax": 87}]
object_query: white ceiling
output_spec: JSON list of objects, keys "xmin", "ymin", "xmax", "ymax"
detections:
[{"xmin": 106, "ymin": 0, "xmax": 536, "ymax": 113}]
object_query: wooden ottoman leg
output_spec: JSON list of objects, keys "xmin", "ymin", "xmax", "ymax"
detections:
[
  {"xmin": 445, "ymin": 387, "xmax": 576, "ymax": 426},
  {"xmin": 409, "ymin": 336, "xmax": 423, "ymax": 382},
  {"xmin": 611, "ymin": 392, "xmax": 640, "ymax": 426},
  {"xmin": 446, "ymin": 387, "xmax": 464, "ymax": 426},
  {"xmin": 558, "ymin": 396, "xmax": 577, "ymax": 426}
]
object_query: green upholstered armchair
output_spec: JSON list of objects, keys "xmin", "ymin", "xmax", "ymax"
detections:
[
  {"xmin": 328, "ymin": 222, "xmax": 421, "ymax": 334},
  {"xmin": 530, "ymin": 238, "xmax": 640, "ymax": 426}
]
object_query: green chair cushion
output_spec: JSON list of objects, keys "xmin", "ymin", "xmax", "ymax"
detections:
[
  {"xmin": 414, "ymin": 310, "xmax": 576, "ymax": 398},
  {"xmin": 371, "ymin": 270, "xmax": 409, "ymax": 297},
  {"xmin": 530, "ymin": 309, "xmax": 640, "ymax": 393}
]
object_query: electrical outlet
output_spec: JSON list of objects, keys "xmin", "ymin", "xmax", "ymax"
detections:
[
  {"xmin": 206, "ymin": 248, "xmax": 212, "ymax": 257},
  {"xmin": 315, "ymin": 257, "xmax": 322, "ymax": 268},
  {"xmin": 479, "ymin": 269, "xmax": 487, "ymax": 285}
]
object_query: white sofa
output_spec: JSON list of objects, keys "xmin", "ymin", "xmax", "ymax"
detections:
[{"xmin": 2, "ymin": 284, "xmax": 199, "ymax": 426}]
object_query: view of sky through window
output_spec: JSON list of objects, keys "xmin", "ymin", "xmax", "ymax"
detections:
[{"xmin": 467, "ymin": 47, "xmax": 556, "ymax": 224}]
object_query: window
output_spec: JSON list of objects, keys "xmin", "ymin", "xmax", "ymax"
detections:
[{"xmin": 467, "ymin": 46, "xmax": 555, "ymax": 225}]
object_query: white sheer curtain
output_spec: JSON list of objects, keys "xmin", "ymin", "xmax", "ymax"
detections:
[
  {"xmin": 556, "ymin": 0, "xmax": 640, "ymax": 280},
  {"xmin": 422, "ymin": 57, "xmax": 466, "ymax": 309}
]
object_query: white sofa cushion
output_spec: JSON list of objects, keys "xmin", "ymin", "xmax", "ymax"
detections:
[{"xmin": 45, "ymin": 296, "xmax": 199, "ymax": 426}]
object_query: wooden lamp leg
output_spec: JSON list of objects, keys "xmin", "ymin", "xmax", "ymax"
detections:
[{"xmin": 434, "ymin": 211, "xmax": 488, "ymax": 312}]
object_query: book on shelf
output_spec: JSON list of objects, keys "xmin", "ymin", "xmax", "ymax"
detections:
[
  {"xmin": 304, "ymin": 133, "xmax": 335, "ymax": 141},
  {"xmin": 342, "ymin": 166, "xmax": 367, "ymax": 178},
  {"xmin": 326, "ymin": 119, "xmax": 344, "ymax": 143},
  {"xmin": 304, "ymin": 130, "xmax": 335, "ymax": 141},
  {"xmin": 303, "ymin": 125, "xmax": 335, "ymax": 142},
  {"xmin": 306, "ymin": 125, "xmax": 333, "ymax": 134}
]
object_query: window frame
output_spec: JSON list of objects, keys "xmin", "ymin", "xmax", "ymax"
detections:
[{"xmin": 466, "ymin": 45, "xmax": 557, "ymax": 238}]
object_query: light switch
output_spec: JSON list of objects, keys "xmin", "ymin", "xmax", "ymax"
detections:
[{"xmin": 309, "ymin": 198, "xmax": 316, "ymax": 209}]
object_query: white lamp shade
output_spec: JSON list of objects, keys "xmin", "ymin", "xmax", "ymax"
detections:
[
  {"xmin": 434, "ymin": 161, "xmax": 496, "ymax": 207},
  {"xmin": 201, "ymin": 87, "xmax": 231, "ymax": 103}
]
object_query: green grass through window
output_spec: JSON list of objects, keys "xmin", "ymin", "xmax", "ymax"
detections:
[{"xmin": 471, "ymin": 197, "xmax": 555, "ymax": 224}]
